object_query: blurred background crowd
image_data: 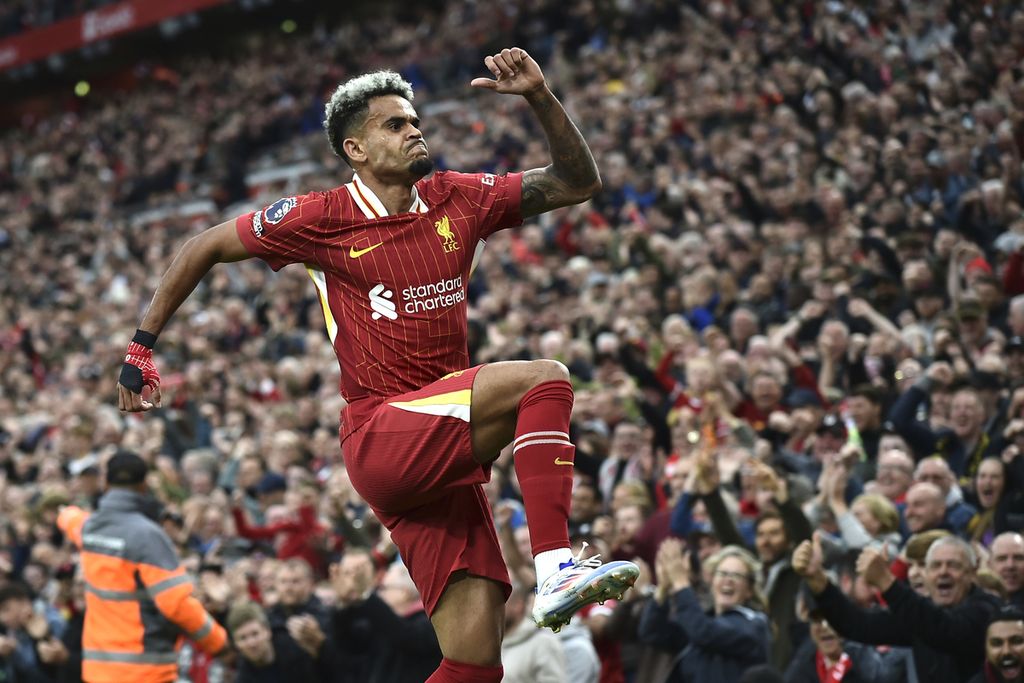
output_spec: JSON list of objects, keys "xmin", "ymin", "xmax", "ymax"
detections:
[{"xmin": 3, "ymin": 0, "xmax": 1024, "ymax": 681}]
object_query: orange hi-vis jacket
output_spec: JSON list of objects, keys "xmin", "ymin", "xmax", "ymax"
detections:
[{"xmin": 58, "ymin": 489, "xmax": 227, "ymax": 683}]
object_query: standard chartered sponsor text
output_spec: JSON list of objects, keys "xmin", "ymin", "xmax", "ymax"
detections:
[{"xmin": 402, "ymin": 275, "xmax": 465, "ymax": 313}]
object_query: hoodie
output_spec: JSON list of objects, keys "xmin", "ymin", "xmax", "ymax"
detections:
[{"xmin": 501, "ymin": 618, "xmax": 567, "ymax": 683}]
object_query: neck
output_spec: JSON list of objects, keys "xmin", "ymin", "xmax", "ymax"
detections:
[{"xmin": 357, "ymin": 172, "xmax": 414, "ymax": 215}]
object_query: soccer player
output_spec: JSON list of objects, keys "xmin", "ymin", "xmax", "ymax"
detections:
[{"xmin": 117, "ymin": 47, "xmax": 638, "ymax": 682}]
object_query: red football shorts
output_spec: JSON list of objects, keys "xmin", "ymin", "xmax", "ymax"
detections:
[{"xmin": 341, "ymin": 365, "xmax": 511, "ymax": 616}]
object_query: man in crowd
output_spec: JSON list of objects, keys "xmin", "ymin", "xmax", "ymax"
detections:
[
  {"xmin": 569, "ymin": 479, "xmax": 604, "ymax": 537},
  {"xmin": 500, "ymin": 583, "xmax": 567, "ymax": 683},
  {"xmin": 889, "ymin": 366, "xmax": 995, "ymax": 481},
  {"xmin": 794, "ymin": 533, "xmax": 1000, "ymax": 682},
  {"xmin": 903, "ymin": 482, "xmax": 948, "ymax": 538},
  {"xmin": 330, "ymin": 548, "xmax": 442, "ymax": 682},
  {"xmin": 992, "ymin": 533, "xmax": 1024, "ymax": 608},
  {"xmin": 874, "ymin": 449, "xmax": 916, "ymax": 504},
  {"xmin": 846, "ymin": 384, "xmax": 886, "ymax": 475},
  {"xmin": 970, "ymin": 606, "xmax": 1024, "ymax": 683},
  {"xmin": 913, "ymin": 456, "xmax": 977, "ymax": 535},
  {"xmin": 0, "ymin": 582, "xmax": 68, "ymax": 683},
  {"xmin": 229, "ymin": 601, "xmax": 331, "ymax": 682},
  {"xmin": 267, "ymin": 558, "xmax": 331, "ymax": 635},
  {"xmin": 57, "ymin": 452, "xmax": 227, "ymax": 682}
]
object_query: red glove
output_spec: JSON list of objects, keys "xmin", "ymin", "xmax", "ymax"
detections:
[{"xmin": 119, "ymin": 332, "xmax": 160, "ymax": 395}]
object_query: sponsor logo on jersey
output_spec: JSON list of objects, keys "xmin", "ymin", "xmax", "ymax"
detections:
[
  {"xmin": 435, "ymin": 215, "xmax": 460, "ymax": 253},
  {"xmin": 368, "ymin": 284, "xmax": 397, "ymax": 321},
  {"xmin": 264, "ymin": 197, "xmax": 297, "ymax": 225},
  {"xmin": 481, "ymin": 173, "xmax": 496, "ymax": 186},
  {"xmin": 402, "ymin": 275, "xmax": 465, "ymax": 314},
  {"xmin": 370, "ymin": 275, "xmax": 466, "ymax": 321},
  {"xmin": 252, "ymin": 211, "xmax": 264, "ymax": 237}
]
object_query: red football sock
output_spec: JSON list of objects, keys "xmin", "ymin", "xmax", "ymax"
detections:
[
  {"xmin": 512, "ymin": 379, "xmax": 575, "ymax": 556},
  {"xmin": 425, "ymin": 658, "xmax": 504, "ymax": 683}
]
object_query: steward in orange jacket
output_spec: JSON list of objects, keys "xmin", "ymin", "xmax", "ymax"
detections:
[{"xmin": 57, "ymin": 452, "xmax": 227, "ymax": 682}]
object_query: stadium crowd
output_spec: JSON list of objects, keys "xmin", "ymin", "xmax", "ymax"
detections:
[
  {"xmin": 0, "ymin": 0, "xmax": 119, "ymax": 38},
  {"xmin": 3, "ymin": 0, "xmax": 1024, "ymax": 681}
]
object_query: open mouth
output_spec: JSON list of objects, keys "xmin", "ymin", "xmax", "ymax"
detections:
[
  {"xmin": 716, "ymin": 581, "xmax": 741, "ymax": 604},
  {"xmin": 934, "ymin": 578, "xmax": 955, "ymax": 600},
  {"xmin": 999, "ymin": 656, "xmax": 1022, "ymax": 680}
]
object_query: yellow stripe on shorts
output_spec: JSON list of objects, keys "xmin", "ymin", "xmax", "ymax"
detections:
[{"xmin": 389, "ymin": 389, "xmax": 472, "ymax": 422}]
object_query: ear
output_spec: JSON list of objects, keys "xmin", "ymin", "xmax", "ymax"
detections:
[{"xmin": 343, "ymin": 136, "xmax": 367, "ymax": 164}]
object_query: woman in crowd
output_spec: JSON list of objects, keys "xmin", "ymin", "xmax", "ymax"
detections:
[
  {"xmin": 966, "ymin": 451, "xmax": 1024, "ymax": 546},
  {"xmin": 822, "ymin": 462, "xmax": 903, "ymax": 560},
  {"xmin": 638, "ymin": 541, "xmax": 770, "ymax": 682}
]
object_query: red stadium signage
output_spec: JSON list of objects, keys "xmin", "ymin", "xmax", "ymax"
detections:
[{"xmin": 0, "ymin": 0, "xmax": 233, "ymax": 72}]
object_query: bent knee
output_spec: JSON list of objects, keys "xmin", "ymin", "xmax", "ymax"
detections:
[{"xmin": 530, "ymin": 359, "xmax": 571, "ymax": 385}]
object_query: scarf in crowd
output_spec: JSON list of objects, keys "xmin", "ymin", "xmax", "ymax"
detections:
[{"xmin": 816, "ymin": 651, "xmax": 853, "ymax": 682}]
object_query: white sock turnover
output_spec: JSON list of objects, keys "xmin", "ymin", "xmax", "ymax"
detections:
[{"xmin": 535, "ymin": 547, "xmax": 574, "ymax": 587}]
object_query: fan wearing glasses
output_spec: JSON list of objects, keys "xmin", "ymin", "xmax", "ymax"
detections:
[{"xmin": 638, "ymin": 540, "xmax": 770, "ymax": 683}]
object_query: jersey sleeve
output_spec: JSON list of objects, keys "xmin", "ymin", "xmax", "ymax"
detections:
[
  {"xmin": 441, "ymin": 171, "xmax": 523, "ymax": 240},
  {"xmin": 234, "ymin": 192, "xmax": 326, "ymax": 271}
]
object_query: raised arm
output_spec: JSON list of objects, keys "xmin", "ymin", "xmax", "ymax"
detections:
[
  {"xmin": 117, "ymin": 220, "xmax": 251, "ymax": 412},
  {"xmin": 471, "ymin": 47, "xmax": 601, "ymax": 218},
  {"xmin": 138, "ymin": 220, "xmax": 251, "ymax": 338}
]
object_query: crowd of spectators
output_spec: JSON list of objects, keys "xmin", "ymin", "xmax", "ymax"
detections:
[
  {"xmin": 3, "ymin": 0, "xmax": 1024, "ymax": 681},
  {"xmin": 0, "ymin": 0, "xmax": 119, "ymax": 38}
]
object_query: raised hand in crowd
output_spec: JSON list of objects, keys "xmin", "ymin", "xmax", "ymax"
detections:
[
  {"xmin": 329, "ymin": 552, "xmax": 376, "ymax": 608},
  {"xmin": 685, "ymin": 449, "xmax": 720, "ymax": 496},
  {"xmin": 655, "ymin": 538, "xmax": 691, "ymax": 600},
  {"xmin": 856, "ymin": 544, "xmax": 894, "ymax": 592},
  {"xmin": 925, "ymin": 360, "xmax": 955, "ymax": 387},
  {"xmin": 822, "ymin": 460, "xmax": 850, "ymax": 514},
  {"xmin": 793, "ymin": 532, "xmax": 828, "ymax": 594},
  {"xmin": 748, "ymin": 460, "xmax": 788, "ymax": 504},
  {"xmin": 286, "ymin": 614, "xmax": 326, "ymax": 658}
]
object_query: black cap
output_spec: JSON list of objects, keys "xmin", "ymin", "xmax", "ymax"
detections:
[
  {"xmin": 956, "ymin": 300, "xmax": 985, "ymax": 320},
  {"xmin": 972, "ymin": 370, "xmax": 1004, "ymax": 391},
  {"xmin": 256, "ymin": 472, "xmax": 287, "ymax": 495},
  {"xmin": 785, "ymin": 388, "xmax": 822, "ymax": 409},
  {"xmin": 106, "ymin": 452, "xmax": 148, "ymax": 487},
  {"xmin": 816, "ymin": 413, "xmax": 847, "ymax": 439}
]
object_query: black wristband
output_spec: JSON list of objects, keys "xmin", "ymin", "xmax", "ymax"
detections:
[{"xmin": 132, "ymin": 329, "xmax": 158, "ymax": 349}]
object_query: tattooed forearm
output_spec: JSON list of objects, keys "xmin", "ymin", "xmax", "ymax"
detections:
[
  {"xmin": 521, "ymin": 86, "xmax": 601, "ymax": 217},
  {"xmin": 521, "ymin": 170, "xmax": 567, "ymax": 217}
]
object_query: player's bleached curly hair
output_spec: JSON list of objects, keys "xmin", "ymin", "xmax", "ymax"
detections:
[{"xmin": 323, "ymin": 70, "xmax": 415, "ymax": 165}]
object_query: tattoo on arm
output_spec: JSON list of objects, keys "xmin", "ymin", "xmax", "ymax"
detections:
[
  {"xmin": 521, "ymin": 168, "xmax": 572, "ymax": 218},
  {"xmin": 520, "ymin": 88, "xmax": 601, "ymax": 218}
]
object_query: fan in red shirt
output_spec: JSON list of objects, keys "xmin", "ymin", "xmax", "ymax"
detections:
[
  {"xmin": 231, "ymin": 485, "xmax": 337, "ymax": 579},
  {"xmin": 117, "ymin": 47, "xmax": 638, "ymax": 682}
]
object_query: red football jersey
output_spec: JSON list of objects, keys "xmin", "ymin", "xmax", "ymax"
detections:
[{"xmin": 235, "ymin": 171, "xmax": 522, "ymax": 439}]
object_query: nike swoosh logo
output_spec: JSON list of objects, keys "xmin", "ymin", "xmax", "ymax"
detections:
[
  {"xmin": 554, "ymin": 457, "xmax": 574, "ymax": 466},
  {"xmin": 349, "ymin": 242, "xmax": 383, "ymax": 258}
]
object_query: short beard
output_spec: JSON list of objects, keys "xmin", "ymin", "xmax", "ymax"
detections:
[{"xmin": 409, "ymin": 157, "xmax": 434, "ymax": 179}]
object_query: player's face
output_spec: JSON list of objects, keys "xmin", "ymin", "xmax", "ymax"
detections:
[{"xmin": 357, "ymin": 95, "xmax": 433, "ymax": 182}]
